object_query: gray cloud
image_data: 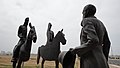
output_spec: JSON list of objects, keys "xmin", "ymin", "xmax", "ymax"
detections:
[{"xmin": 0, "ymin": 0, "xmax": 120, "ymax": 55}]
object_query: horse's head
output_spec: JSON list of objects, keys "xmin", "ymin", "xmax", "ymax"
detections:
[
  {"xmin": 56, "ymin": 29, "xmax": 66, "ymax": 45},
  {"xmin": 28, "ymin": 23, "xmax": 37, "ymax": 43}
]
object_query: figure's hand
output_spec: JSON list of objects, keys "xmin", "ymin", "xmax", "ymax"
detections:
[
  {"xmin": 69, "ymin": 48, "xmax": 76, "ymax": 55},
  {"xmin": 18, "ymin": 33, "xmax": 23, "ymax": 38}
]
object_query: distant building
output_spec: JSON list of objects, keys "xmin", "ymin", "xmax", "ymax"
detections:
[
  {"xmin": 0, "ymin": 51, "xmax": 6, "ymax": 55},
  {"xmin": 109, "ymin": 55, "xmax": 120, "ymax": 59},
  {"xmin": 0, "ymin": 51, "xmax": 12, "ymax": 55}
]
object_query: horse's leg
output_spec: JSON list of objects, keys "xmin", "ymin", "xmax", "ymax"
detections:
[
  {"xmin": 55, "ymin": 60, "xmax": 59, "ymax": 68},
  {"xmin": 37, "ymin": 47, "xmax": 41, "ymax": 64},
  {"xmin": 12, "ymin": 61, "xmax": 17, "ymax": 68},
  {"xmin": 41, "ymin": 59, "xmax": 45, "ymax": 68},
  {"xmin": 21, "ymin": 62, "xmax": 24, "ymax": 68},
  {"xmin": 16, "ymin": 60, "xmax": 22, "ymax": 68}
]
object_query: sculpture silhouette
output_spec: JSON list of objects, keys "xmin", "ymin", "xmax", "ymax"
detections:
[
  {"xmin": 71, "ymin": 4, "xmax": 111, "ymax": 68},
  {"xmin": 37, "ymin": 29, "xmax": 66, "ymax": 68},
  {"xmin": 11, "ymin": 17, "xmax": 29, "ymax": 63},
  {"xmin": 12, "ymin": 23, "xmax": 37, "ymax": 68},
  {"xmin": 58, "ymin": 48, "xmax": 76, "ymax": 68}
]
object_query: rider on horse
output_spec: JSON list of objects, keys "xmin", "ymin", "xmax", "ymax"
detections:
[
  {"xmin": 46, "ymin": 23, "xmax": 54, "ymax": 45},
  {"xmin": 11, "ymin": 17, "xmax": 29, "ymax": 63}
]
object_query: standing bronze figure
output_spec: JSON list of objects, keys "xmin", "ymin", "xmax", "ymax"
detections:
[{"xmin": 71, "ymin": 4, "xmax": 111, "ymax": 68}]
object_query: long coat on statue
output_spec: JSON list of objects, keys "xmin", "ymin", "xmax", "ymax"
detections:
[{"xmin": 75, "ymin": 16, "xmax": 111, "ymax": 68}]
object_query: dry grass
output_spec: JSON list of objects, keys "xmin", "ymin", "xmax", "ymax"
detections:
[
  {"xmin": 0, "ymin": 55, "xmax": 118, "ymax": 68},
  {"xmin": 0, "ymin": 55, "xmax": 80, "ymax": 68}
]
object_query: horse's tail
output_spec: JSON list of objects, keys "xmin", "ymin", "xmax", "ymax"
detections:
[{"xmin": 37, "ymin": 47, "xmax": 41, "ymax": 64}]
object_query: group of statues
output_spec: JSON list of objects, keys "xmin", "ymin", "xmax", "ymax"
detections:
[{"xmin": 11, "ymin": 4, "xmax": 111, "ymax": 68}]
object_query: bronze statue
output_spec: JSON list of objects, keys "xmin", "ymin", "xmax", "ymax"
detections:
[
  {"xmin": 16, "ymin": 23, "xmax": 37, "ymax": 68},
  {"xmin": 58, "ymin": 48, "xmax": 76, "ymax": 68},
  {"xmin": 46, "ymin": 23, "xmax": 54, "ymax": 45},
  {"xmin": 37, "ymin": 29, "xmax": 66, "ymax": 68},
  {"xmin": 71, "ymin": 4, "xmax": 111, "ymax": 68},
  {"xmin": 11, "ymin": 18, "xmax": 37, "ymax": 68},
  {"xmin": 11, "ymin": 17, "xmax": 29, "ymax": 63}
]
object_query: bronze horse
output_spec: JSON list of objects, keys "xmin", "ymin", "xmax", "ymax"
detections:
[
  {"xmin": 37, "ymin": 29, "xmax": 66, "ymax": 68},
  {"xmin": 12, "ymin": 24, "xmax": 37, "ymax": 68}
]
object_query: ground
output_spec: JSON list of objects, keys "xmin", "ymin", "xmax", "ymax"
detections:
[{"xmin": 0, "ymin": 55, "xmax": 120, "ymax": 68}]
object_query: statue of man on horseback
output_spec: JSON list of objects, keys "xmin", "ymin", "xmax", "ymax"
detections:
[
  {"xmin": 11, "ymin": 17, "xmax": 31, "ymax": 68},
  {"xmin": 37, "ymin": 29, "xmax": 66, "ymax": 68},
  {"xmin": 11, "ymin": 17, "xmax": 37, "ymax": 68},
  {"xmin": 11, "ymin": 17, "xmax": 29, "ymax": 63}
]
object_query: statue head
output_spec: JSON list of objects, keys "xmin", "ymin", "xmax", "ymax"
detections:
[
  {"xmin": 82, "ymin": 4, "xmax": 96, "ymax": 18},
  {"xmin": 48, "ymin": 22, "xmax": 52, "ymax": 30},
  {"xmin": 24, "ymin": 17, "xmax": 29, "ymax": 27}
]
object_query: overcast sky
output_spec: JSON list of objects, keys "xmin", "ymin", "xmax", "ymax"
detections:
[{"xmin": 0, "ymin": 0, "xmax": 120, "ymax": 55}]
